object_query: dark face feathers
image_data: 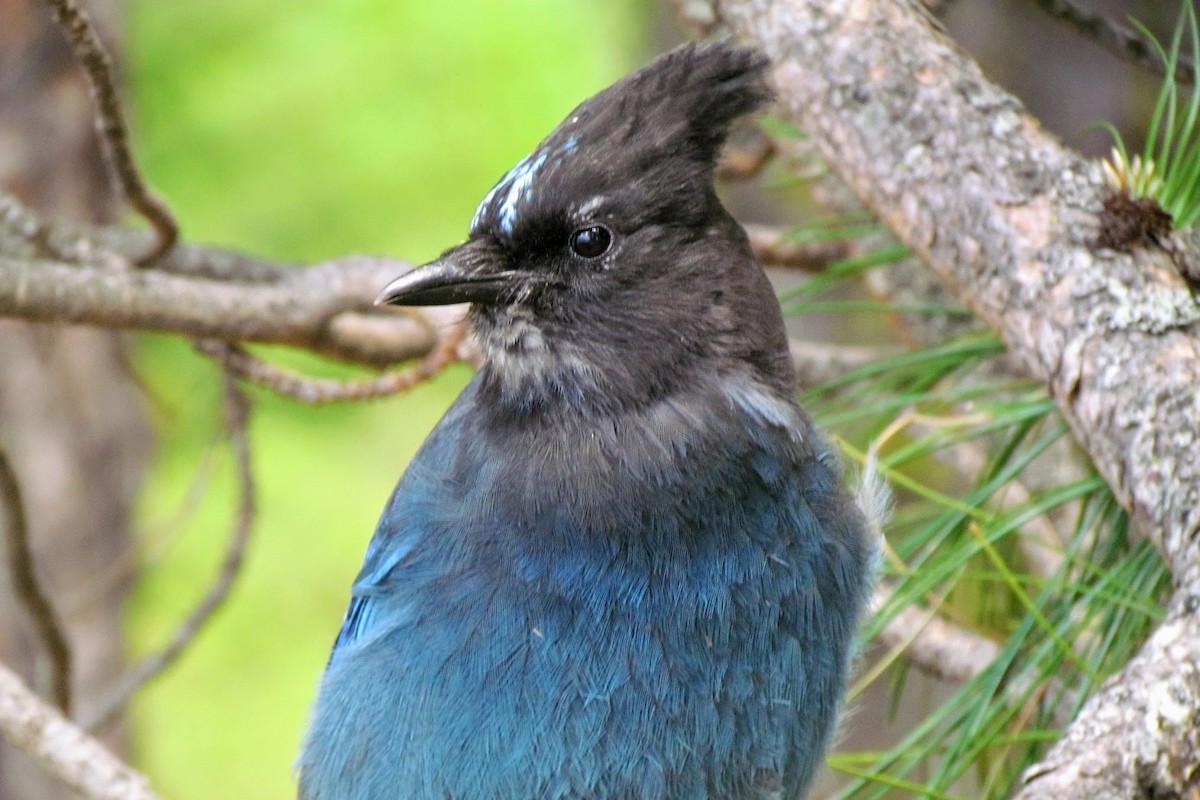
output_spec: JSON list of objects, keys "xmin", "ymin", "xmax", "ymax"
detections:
[{"xmin": 378, "ymin": 40, "xmax": 792, "ymax": 416}]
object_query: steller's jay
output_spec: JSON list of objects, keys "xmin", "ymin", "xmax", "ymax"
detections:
[{"xmin": 298, "ymin": 40, "xmax": 878, "ymax": 800}]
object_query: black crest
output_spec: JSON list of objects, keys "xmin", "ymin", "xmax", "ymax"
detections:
[
  {"xmin": 588, "ymin": 38, "xmax": 773, "ymax": 167},
  {"xmin": 471, "ymin": 40, "xmax": 772, "ymax": 237}
]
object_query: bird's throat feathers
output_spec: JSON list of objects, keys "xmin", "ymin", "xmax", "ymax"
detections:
[
  {"xmin": 470, "ymin": 303, "xmax": 774, "ymax": 421},
  {"xmin": 446, "ymin": 364, "xmax": 815, "ymax": 544},
  {"xmin": 472, "ymin": 305, "xmax": 599, "ymax": 412}
]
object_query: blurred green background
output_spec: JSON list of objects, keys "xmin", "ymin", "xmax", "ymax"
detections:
[{"xmin": 124, "ymin": 2, "xmax": 646, "ymax": 797}]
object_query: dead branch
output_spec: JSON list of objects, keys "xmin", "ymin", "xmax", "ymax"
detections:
[
  {"xmin": 787, "ymin": 338, "xmax": 900, "ymax": 387},
  {"xmin": 871, "ymin": 584, "xmax": 1000, "ymax": 683},
  {"xmin": 745, "ymin": 223, "xmax": 850, "ymax": 271},
  {"xmin": 716, "ymin": 129, "xmax": 776, "ymax": 180},
  {"xmin": 196, "ymin": 322, "xmax": 465, "ymax": 403},
  {"xmin": 0, "ymin": 250, "xmax": 436, "ymax": 366},
  {"xmin": 0, "ymin": 661, "xmax": 160, "ymax": 800},
  {"xmin": 904, "ymin": 415, "xmax": 1068, "ymax": 579},
  {"xmin": 0, "ymin": 444, "xmax": 72, "ymax": 714},
  {"xmin": 713, "ymin": 1, "xmax": 1200, "ymax": 796},
  {"xmin": 40, "ymin": 0, "xmax": 178, "ymax": 263},
  {"xmin": 0, "ymin": 189, "xmax": 438, "ymax": 367},
  {"xmin": 2, "ymin": 184, "xmax": 866, "ymax": 383},
  {"xmin": 76, "ymin": 375, "xmax": 255, "ymax": 733},
  {"xmin": 1030, "ymin": 0, "xmax": 1194, "ymax": 84}
]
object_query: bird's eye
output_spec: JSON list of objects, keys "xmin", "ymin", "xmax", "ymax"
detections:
[{"xmin": 569, "ymin": 225, "xmax": 612, "ymax": 259}]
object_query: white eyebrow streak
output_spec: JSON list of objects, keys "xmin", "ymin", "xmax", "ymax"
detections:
[
  {"xmin": 577, "ymin": 195, "xmax": 607, "ymax": 219},
  {"xmin": 471, "ymin": 151, "xmax": 534, "ymax": 233}
]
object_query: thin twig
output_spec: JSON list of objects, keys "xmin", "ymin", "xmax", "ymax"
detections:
[
  {"xmin": 77, "ymin": 375, "xmax": 255, "ymax": 733},
  {"xmin": 868, "ymin": 581, "xmax": 1081, "ymax": 728},
  {"xmin": 40, "ymin": 0, "xmax": 179, "ymax": 264},
  {"xmin": 0, "ymin": 249, "xmax": 437, "ymax": 368},
  {"xmin": 0, "ymin": 188, "xmax": 282, "ymax": 281},
  {"xmin": 921, "ymin": 0, "xmax": 957, "ymax": 13},
  {"xmin": 0, "ymin": 445, "xmax": 72, "ymax": 714},
  {"xmin": 745, "ymin": 223, "xmax": 850, "ymax": 271},
  {"xmin": 901, "ymin": 414, "xmax": 1068, "ymax": 579},
  {"xmin": 716, "ymin": 130, "xmax": 776, "ymax": 180},
  {"xmin": 0, "ymin": 661, "xmax": 161, "ymax": 800},
  {"xmin": 787, "ymin": 338, "xmax": 902, "ymax": 387},
  {"xmin": 1031, "ymin": 0, "xmax": 1194, "ymax": 84},
  {"xmin": 196, "ymin": 324, "xmax": 466, "ymax": 403},
  {"xmin": 60, "ymin": 439, "xmax": 223, "ymax": 617},
  {"xmin": 871, "ymin": 583, "xmax": 1000, "ymax": 683}
]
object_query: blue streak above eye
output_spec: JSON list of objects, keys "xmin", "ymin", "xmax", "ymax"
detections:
[
  {"xmin": 471, "ymin": 135, "xmax": 580, "ymax": 236},
  {"xmin": 470, "ymin": 161, "xmax": 516, "ymax": 233},
  {"xmin": 497, "ymin": 152, "xmax": 547, "ymax": 235},
  {"xmin": 471, "ymin": 150, "xmax": 543, "ymax": 235}
]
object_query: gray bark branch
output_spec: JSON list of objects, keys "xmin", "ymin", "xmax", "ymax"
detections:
[
  {"xmin": 870, "ymin": 584, "xmax": 1000, "ymax": 684},
  {"xmin": 713, "ymin": 0, "xmax": 1200, "ymax": 797},
  {"xmin": 0, "ymin": 251, "xmax": 430, "ymax": 365},
  {"xmin": 40, "ymin": 0, "xmax": 178, "ymax": 263},
  {"xmin": 0, "ymin": 662, "xmax": 160, "ymax": 800},
  {"xmin": 1030, "ymin": 0, "xmax": 1194, "ymax": 85},
  {"xmin": 0, "ymin": 193, "xmax": 842, "ymax": 375},
  {"xmin": 0, "ymin": 192, "xmax": 435, "ymax": 367},
  {"xmin": 0, "ymin": 446, "xmax": 71, "ymax": 714}
]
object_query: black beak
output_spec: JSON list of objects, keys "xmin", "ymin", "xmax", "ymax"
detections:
[{"xmin": 374, "ymin": 240, "xmax": 527, "ymax": 308}]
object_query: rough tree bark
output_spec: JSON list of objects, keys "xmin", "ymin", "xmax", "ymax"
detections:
[
  {"xmin": 702, "ymin": 0, "xmax": 1200, "ymax": 797},
  {"xmin": 0, "ymin": 1, "xmax": 149, "ymax": 798}
]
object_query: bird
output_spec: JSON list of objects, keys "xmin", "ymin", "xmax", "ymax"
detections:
[{"xmin": 297, "ymin": 39, "xmax": 878, "ymax": 800}]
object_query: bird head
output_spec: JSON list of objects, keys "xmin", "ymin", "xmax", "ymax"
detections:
[{"xmin": 378, "ymin": 40, "xmax": 793, "ymax": 416}]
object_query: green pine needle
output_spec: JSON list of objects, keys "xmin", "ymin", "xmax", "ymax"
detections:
[{"xmin": 1102, "ymin": 2, "xmax": 1200, "ymax": 228}]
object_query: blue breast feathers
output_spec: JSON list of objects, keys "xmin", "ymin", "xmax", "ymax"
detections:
[{"xmin": 299, "ymin": 375, "xmax": 874, "ymax": 800}]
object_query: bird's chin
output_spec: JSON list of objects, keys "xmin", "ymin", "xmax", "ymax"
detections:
[
  {"xmin": 469, "ymin": 307, "xmax": 603, "ymax": 410},
  {"xmin": 471, "ymin": 305, "xmax": 550, "ymax": 372},
  {"xmin": 468, "ymin": 301, "xmax": 524, "ymax": 337}
]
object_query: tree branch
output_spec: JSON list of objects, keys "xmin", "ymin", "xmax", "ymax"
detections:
[
  {"xmin": 713, "ymin": 0, "xmax": 1200, "ymax": 796},
  {"xmin": 787, "ymin": 338, "xmax": 900, "ymax": 387},
  {"xmin": 745, "ymin": 223, "xmax": 850, "ymax": 271},
  {"xmin": 716, "ymin": 129, "xmax": 776, "ymax": 180},
  {"xmin": 196, "ymin": 323, "xmax": 465, "ymax": 403},
  {"xmin": 2, "ymin": 188, "xmax": 855, "ymax": 376},
  {"xmin": 0, "ymin": 444, "xmax": 72, "ymax": 714},
  {"xmin": 0, "ymin": 250, "xmax": 439, "ymax": 365},
  {"xmin": 1029, "ymin": 0, "xmax": 1194, "ymax": 84},
  {"xmin": 77, "ymin": 375, "xmax": 255, "ymax": 733},
  {"xmin": 871, "ymin": 584, "xmax": 1000, "ymax": 684},
  {"xmin": 0, "ymin": 660, "xmax": 160, "ymax": 800},
  {"xmin": 40, "ymin": 0, "xmax": 179, "ymax": 263},
  {"xmin": 0, "ymin": 189, "xmax": 438, "ymax": 367}
]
